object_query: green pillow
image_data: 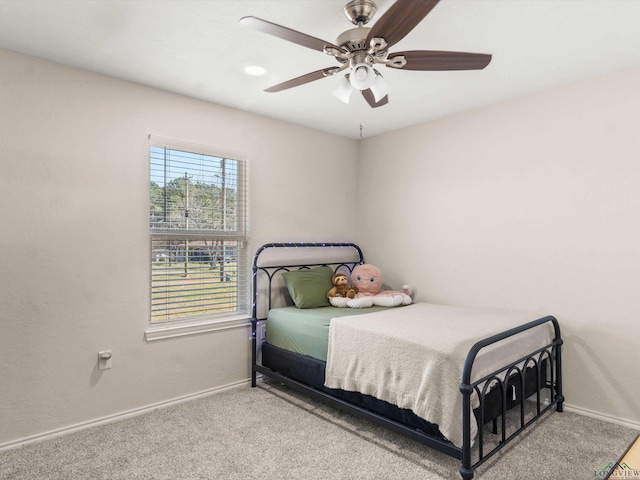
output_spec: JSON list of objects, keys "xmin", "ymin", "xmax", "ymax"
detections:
[{"xmin": 282, "ymin": 266, "xmax": 333, "ymax": 309}]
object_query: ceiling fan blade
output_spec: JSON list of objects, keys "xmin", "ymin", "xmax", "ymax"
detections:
[
  {"xmin": 366, "ymin": 0, "xmax": 440, "ymax": 49},
  {"xmin": 240, "ymin": 16, "xmax": 344, "ymax": 53},
  {"xmin": 389, "ymin": 50, "xmax": 492, "ymax": 71},
  {"xmin": 362, "ymin": 89, "xmax": 389, "ymax": 108},
  {"xmin": 265, "ymin": 68, "xmax": 337, "ymax": 93}
]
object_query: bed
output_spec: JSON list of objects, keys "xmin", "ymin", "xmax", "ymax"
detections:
[{"xmin": 250, "ymin": 243, "xmax": 564, "ymax": 479}]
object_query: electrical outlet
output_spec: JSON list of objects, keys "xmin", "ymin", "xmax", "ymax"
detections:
[{"xmin": 98, "ymin": 350, "xmax": 112, "ymax": 370}]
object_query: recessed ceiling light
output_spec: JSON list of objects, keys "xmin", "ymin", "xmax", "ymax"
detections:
[{"xmin": 245, "ymin": 65, "xmax": 266, "ymax": 76}]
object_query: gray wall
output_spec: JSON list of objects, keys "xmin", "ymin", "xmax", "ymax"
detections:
[
  {"xmin": 0, "ymin": 48, "xmax": 358, "ymax": 446},
  {"xmin": 357, "ymin": 65, "xmax": 640, "ymax": 429}
]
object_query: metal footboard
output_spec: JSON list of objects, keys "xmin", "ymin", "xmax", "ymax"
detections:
[{"xmin": 459, "ymin": 316, "xmax": 564, "ymax": 479}]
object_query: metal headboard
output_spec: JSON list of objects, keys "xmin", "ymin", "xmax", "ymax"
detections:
[{"xmin": 251, "ymin": 242, "xmax": 364, "ymax": 320}]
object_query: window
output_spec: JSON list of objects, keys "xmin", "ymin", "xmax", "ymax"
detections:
[{"xmin": 149, "ymin": 136, "xmax": 248, "ymax": 325}]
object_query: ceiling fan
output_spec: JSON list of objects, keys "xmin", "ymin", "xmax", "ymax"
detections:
[{"xmin": 239, "ymin": 0, "xmax": 492, "ymax": 108}]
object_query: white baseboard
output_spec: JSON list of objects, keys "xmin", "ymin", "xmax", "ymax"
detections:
[
  {"xmin": 564, "ymin": 402, "xmax": 640, "ymax": 431},
  {"xmin": 0, "ymin": 378, "xmax": 251, "ymax": 453}
]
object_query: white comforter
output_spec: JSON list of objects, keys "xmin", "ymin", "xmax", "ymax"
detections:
[{"xmin": 324, "ymin": 302, "xmax": 554, "ymax": 448}]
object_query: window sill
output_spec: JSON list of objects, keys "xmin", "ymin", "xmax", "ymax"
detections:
[{"xmin": 145, "ymin": 314, "xmax": 251, "ymax": 342}]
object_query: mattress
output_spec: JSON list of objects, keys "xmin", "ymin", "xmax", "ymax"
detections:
[
  {"xmin": 266, "ymin": 302, "xmax": 553, "ymax": 447},
  {"xmin": 266, "ymin": 305, "xmax": 388, "ymax": 361},
  {"xmin": 324, "ymin": 302, "xmax": 554, "ymax": 447}
]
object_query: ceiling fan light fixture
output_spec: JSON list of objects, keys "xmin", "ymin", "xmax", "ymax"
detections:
[
  {"xmin": 349, "ymin": 63, "xmax": 375, "ymax": 90},
  {"xmin": 369, "ymin": 70, "xmax": 392, "ymax": 102},
  {"xmin": 332, "ymin": 74, "xmax": 353, "ymax": 104}
]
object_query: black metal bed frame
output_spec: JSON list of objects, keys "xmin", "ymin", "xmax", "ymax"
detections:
[{"xmin": 250, "ymin": 242, "xmax": 564, "ymax": 480}]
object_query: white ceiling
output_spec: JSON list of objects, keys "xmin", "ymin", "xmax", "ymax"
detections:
[{"xmin": 1, "ymin": 0, "xmax": 640, "ymax": 139}]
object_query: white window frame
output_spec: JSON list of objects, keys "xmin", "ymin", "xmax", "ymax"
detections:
[{"xmin": 145, "ymin": 135, "xmax": 250, "ymax": 341}]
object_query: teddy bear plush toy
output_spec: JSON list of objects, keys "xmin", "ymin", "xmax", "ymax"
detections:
[
  {"xmin": 329, "ymin": 264, "xmax": 413, "ymax": 308},
  {"xmin": 327, "ymin": 272, "xmax": 356, "ymax": 301}
]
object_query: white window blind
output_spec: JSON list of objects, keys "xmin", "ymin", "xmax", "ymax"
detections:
[{"xmin": 149, "ymin": 136, "xmax": 248, "ymax": 324}]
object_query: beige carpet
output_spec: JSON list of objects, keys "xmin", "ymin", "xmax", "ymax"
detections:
[{"xmin": 0, "ymin": 381, "xmax": 637, "ymax": 479}]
